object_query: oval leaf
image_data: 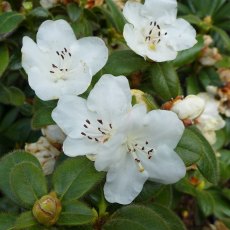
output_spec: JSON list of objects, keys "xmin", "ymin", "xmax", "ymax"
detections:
[
  {"xmin": 52, "ymin": 157, "xmax": 104, "ymax": 202},
  {"xmin": 57, "ymin": 200, "xmax": 96, "ymax": 226},
  {"xmin": 149, "ymin": 62, "xmax": 181, "ymax": 101},
  {"xmin": 0, "ymin": 150, "xmax": 41, "ymax": 204},
  {"xmin": 0, "ymin": 44, "xmax": 9, "ymax": 77},
  {"xmin": 10, "ymin": 162, "xmax": 47, "ymax": 208}
]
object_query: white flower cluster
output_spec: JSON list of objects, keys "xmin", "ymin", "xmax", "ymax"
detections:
[{"xmin": 21, "ymin": 0, "xmax": 199, "ymax": 204}]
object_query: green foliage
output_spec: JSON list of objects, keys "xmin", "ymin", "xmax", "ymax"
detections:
[{"xmin": 52, "ymin": 157, "xmax": 105, "ymax": 202}]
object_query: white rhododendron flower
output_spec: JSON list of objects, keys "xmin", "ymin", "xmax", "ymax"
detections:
[
  {"xmin": 22, "ymin": 20, "xmax": 108, "ymax": 100},
  {"xmin": 171, "ymin": 95, "xmax": 205, "ymax": 120},
  {"xmin": 52, "ymin": 74, "xmax": 186, "ymax": 204},
  {"xmin": 123, "ymin": 0, "xmax": 197, "ymax": 62},
  {"xmin": 196, "ymin": 93, "xmax": 225, "ymax": 145},
  {"xmin": 25, "ymin": 137, "xmax": 61, "ymax": 175}
]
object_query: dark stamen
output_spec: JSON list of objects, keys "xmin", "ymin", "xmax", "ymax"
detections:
[
  {"xmin": 146, "ymin": 141, "xmax": 148, "ymax": 145},
  {"xmin": 81, "ymin": 132, "xmax": 86, "ymax": 136},
  {"xmin": 135, "ymin": 158, "xmax": 140, "ymax": 163},
  {"xmin": 88, "ymin": 136, "xmax": 92, "ymax": 140},
  {"xmin": 64, "ymin": 47, "xmax": 67, "ymax": 52},
  {"xmin": 56, "ymin": 51, "xmax": 60, "ymax": 55},
  {"xmin": 148, "ymin": 156, "xmax": 152, "ymax": 159},
  {"xmin": 50, "ymin": 71, "xmax": 54, "ymax": 73},
  {"xmin": 154, "ymin": 21, "xmax": 156, "ymax": 26},
  {"xmin": 98, "ymin": 128, "xmax": 106, "ymax": 135},
  {"xmin": 60, "ymin": 69, "xmax": 63, "ymax": 71},
  {"xmin": 52, "ymin": 64, "xmax": 58, "ymax": 68},
  {"xmin": 61, "ymin": 54, "xmax": 64, "ymax": 60},
  {"xmin": 142, "ymin": 147, "xmax": 145, "ymax": 150},
  {"xmin": 84, "ymin": 124, "xmax": 88, "ymax": 128},
  {"xmin": 148, "ymin": 149, "xmax": 153, "ymax": 153},
  {"xmin": 157, "ymin": 25, "xmax": 160, "ymax": 29},
  {"xmin": 95, "ymin": 138, "xmax": 99, "ymax": 142},
  {"xmin": 165, "ymin": 32, "xmax": 167, "ymax": 35},
  {"xmin": 158, "ymin": 31, "xmax": 161, "ymax": 36},
  {"xmin": 149, "ymin": 30, "xmax": 152, "ymax": 35},
  {"xmin": 69, "ymin": 53, "xmax": 71, "ymax": 57},
  {"xmin": 97, "ymin": 119, "xmax": 103, "ymax": 125},
  {"xmin": 86, "ymin": 119, "xmax": 90, "ymax": 124},
  {"xmin": 109, "ymin": 124, "xmax": 112, "ymax": 129},
  {"xmin": 150, "ymin": 21, "xmax": 153, "ymax": 25}
]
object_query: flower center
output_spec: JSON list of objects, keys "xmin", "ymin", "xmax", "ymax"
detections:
[
  {"xmin": 80, "ymin": 119, "xmax": 113, "ymax": 143},
  {"xmin": 126, "ymin": 139, "xmax": 155, "ymax": 173},
  {"xmin": 49, "ymin": 47, "xmax": 72, "ymax": 82},
  {"xmin": 145, "ymin": 21, "xmax": 167, "ymax": 50}
]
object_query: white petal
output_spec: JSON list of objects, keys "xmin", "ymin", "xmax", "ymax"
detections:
[
  {"xmin": 26, "ymin": 67, "xmax": 62, "ymax": 100},
  {"xmin": 70, "ymin": 37, "xmax": 108, "ymax": 76},
  {"xmin": 87, "ymin": 74, "xmax": 132, "ymax": 123},
  {"xmin": 140, "ymin": 110, "xmax": 184, "ymax": 149},
  {"xmin": 94, "ymin": 133, "xmax": 126, "ymax": 171},
  {"xmin": 104, "ymin": 151, "xmax": 148, "ymax": 204},
  {"xmin": 36, "ymin": 20, "xmax": 76, "ymax": 52},
  {"xmin": 21, "ymin": 36, "xmax": 49, "ymax": 72},
  {"xmin": 52, "ymin": 95, "xmax": 92, "ymax": 138},
  {"xmin": 123, "ymin": 1, "xmax": 144, "ymax": 26},
  {"xmin": 165, "ymin": 18, "xmax": 197, "ymax": 51},
  {"xmin": 63, "ymin": 136, "xmax": 99, "ymax": 157},
  {"xmin": 140, "ymin": 145, "xmax": 186, "ymax": 184},
  {"xmin": 145, "ymin": 41, "xmax": 178, "ymax": 62},
  {"xmin": 123, "ymin": 24, "xmax": 146, "ymax": 58},
  {"xmin": 142, "ymin": 0, "xmax": 177, "ymax": 20}
]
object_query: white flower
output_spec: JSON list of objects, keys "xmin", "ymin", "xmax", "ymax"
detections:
[
  {"xmin": 196, "ymin": 93, "xmax": 225, "ymax": 145},
  {"xmin": 122, "ymin": 0, "xmax": 197, "ymax": 62},
  {"xmin": 41, "ymin": 125, "xmax": 66, "ymax": 145},
  {"xmin": 22, "ymin": 19, "xmax": 108, "ymax": 100},
  {"xmin": 40, "ymin": 0, "xmax": 58, "ymax": 9},
  {"xmin": 171, "ymin": 95, "xmax": 205, "ymax": 120},
  {"xmin": 25, "ymin": 137, "xmax": 61, "ymax": 175},
  {"xmin": 52, "ymin": 74, "xmax": 186, "ymax": 204}
]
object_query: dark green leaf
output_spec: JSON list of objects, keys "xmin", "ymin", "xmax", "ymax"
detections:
[
  {"xmin": 10, "ymin": 162, "xmax": 47, "ymax": 208},
  {"xmin": 53, "ymin": 157, "xmax": 104, "ymax": 202},
  {"xmin": 67, "ymin": 3, "xmax": 82, "ymax": 22},
  {"xmin": 149, "ymin": 62, "xmax": 181, "ymax": 101},
  {"xmin": 175, "ymin": 127, "xmax": 202, "ymax": 166},
  {"xmin": 212, "ymin": 26, "xmax": 230, "ymax": 50},
  {"xmin": 0, "ymin": 44, "xmax": 9, "ymax": 77},
  {"xmin": 15, "ymin": 211, "xmax": 39, "ymax": 229},
  {"xmin": 0, "ymin": 12, "xmax": 25, "ymax": 39},
  {"xmin": 57, "ymin": 200, "xmax": 96, "ymax": 226},
  {"xmin": 103, "ymin": 50, "xmax": 149, "ymax": 76},
  {"xmin": 105, "ymin": 0, "xmax": 125, "ymax": 33},
  {"xmin": 0, "ymin": 107, "xmax": 19, "ymax": 132},
  {"xmin": 0, "ymin": 150, "xmax": 41, "ymax": 204},
  {"xmin": 0, "ymin": 213, "xmax": 17, "ymax": 230}
]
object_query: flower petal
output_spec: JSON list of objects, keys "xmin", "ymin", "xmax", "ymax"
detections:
[
  {"xmin": 142, "ymin": 0, "xmax": 177, "ymax": 20},
  {"xmin": 144, "ymin": 110, "xmax": 184, "ymax": 149},
  {"xmin": 123, "ymin": 1, "xmax": 144, "ymax": 26},
  {"xmin": 63, "ymin": 136, "xmax": 99, "ymax": 157},
  {"xmin": 140, "ymin": 145, "xmax": 186, "ymax": 184},
  {"xmin": 52, "ymin": 95, "xmax": 93, "ymax": 138},
  {"xmin": 70, "ymin": 37, "xmax": 108, "ymax": 76},
  {"xmin": 36, "ymin": 20, "xmax": 76, "ymax": 52},
  {"xmin": 87, "ymin": 74, "xmax": 132, "ymax": 123},
  {"xmin": 104, "ymin": 151, "xmax": 148, "ymax": 204},
  {"xmin": 165, "ymin": 18, "xmax": 197, "ymax": 51}
]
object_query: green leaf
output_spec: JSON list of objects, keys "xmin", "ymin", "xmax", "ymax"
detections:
[
  {"xmin": 186, "ymin": 75, "xmax": 202, "ymax": 95},
  {"xmin": 175, "ymin": 127, "xmax": 202, "ymax": 166},
  {"xmin": 181, "ymin": 15, "xmax": 203, "ymax": 26},
  {"xmin": 0, "ymin": 44, "xmax": 9, "ymax": 77},
  {"xmin": 29, "ymin": 7, "xmax": 49, "ymax": 18},
  {"xmin": 198, "ymin": 68, "xmax": 222, "ymax": 88},
  {"xmin": 189, "ymin": 126, "xmax": 219, "ymax": 184},
  {"xmin": 15, "ymin": 211, "xmax": 39, "ymax": 229},
  {"xmin": 213, "ymin": 128, "xmax": 226, "ymax": 151},
  {"xmin": 222, "ymin": 189, "xmax": 230, "ymax": 201},
  {"xmin": 0, "ymin": 213, "xmax": 17, "ymax": 230},
  {"xmin": 149, "ymin": 62, "xmax": 181, "ymax": 101},
  {"xmin": 173, "ymin": 35, "xmax": 204, "ymax": 68},
  {"xmin": 154, "ymin": 185, "xmax": 173, "ymax": 207},
  {"xmin": 103, "ymin": 205, "xmax": 184, "ymax": 230},
  {"xmin": 10, "ymin": 162, "xmax": 47, "ymax": 208},
  {"xmin": 147, "ymin": 204, "xmax": 186, "ymax": 230},
  {"xmin": 196, "ymin": 190, "xmax": 215, "ymax": 216},
  {"xmin": 57, "ymin": 200, "xmax": 96, "ymax": 226},
  {"xmin": 103, "ymin": 50, "xmax": 149, "ymax": 76},
  {"xmin": 32, "ymin": 97, "xmax": 56, "ymax": 129},
  {"xmin": 0, "ymin": 107, "xmax": 19, "ymax": 132},
  {"xmin": 175, "ymin": 177, "xmax": 196, "ymax": 196},
  {"xmin": 219, "ymin": 150, "xmax": 230, "ymax": 183},
  {"xmin": 67, "ymin": 3, "xmax": 82, "ymax": 22},
  {"xmin": 8, "ymin": 87, "xmax": 25, "ymax": 106},
  {"xmin": 0, "ymin": 12, "xmax": 25, "ymax": 39},
  {"xmin": 0, "ymin": 150, "xmax": 41, "ymax": 204},
  {"xmin": 53, "ymin": 157, "xmax": 104, "ymax": 202},
  {"xmin": 212, "ymin": 26, "xmax": 230, "ymax": 50},
  {"xmin": 105, "ymin": 0, "xmax": 125, "ymax": 33}
]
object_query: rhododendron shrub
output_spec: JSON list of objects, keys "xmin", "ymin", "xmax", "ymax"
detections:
[{"xmin": 0, "ymin": 0, "xmax": 230, "ymax": 229}]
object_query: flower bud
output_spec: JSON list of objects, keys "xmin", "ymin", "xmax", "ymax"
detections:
[
  {"xmin": 32, "ymin": 192, "xmax": 62, "ymax": 226},
  {"xmin": 203, "ymin": 35, "xmax": 213, "ymax": 47},
  {"xmin": 25, "ymin": 137, "xmax": 61, "ymax": 175},
  {"xmin": 84, "ymin": 0, "xmax": 104, "ymax": 9},
  {"xmin": 170, "ymin": 95, "xmax": 205, "ymax": 120},
  {"xmin": 218, "ymin": 68, "xmax": 230, "ymax": 83},
  {"xmin": 199, "ymin": 47, "xmax": 222, "ymax": 66},
  {"xmin": 1, "ymin": 1, "xmax": 12, "ymax": 12},
  {"xmin": 40, "ymin": 0, "xmax": 58, "ymax": 9},
  {"xmin": 131, "ymin": 89, "xmax": 157, "ymax": 111},
  {"xmin": 41, "ymin": 125, "xmax": 66, "ymax": 146}
]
